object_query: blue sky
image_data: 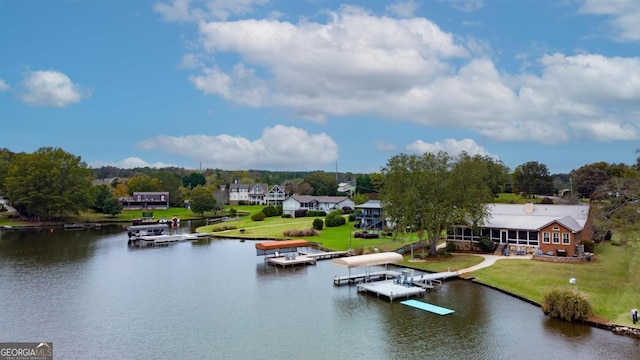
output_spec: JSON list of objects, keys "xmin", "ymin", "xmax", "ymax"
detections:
[{"xmin": 1, "ymin": 0, "xmax": 639, "ymax": 175}]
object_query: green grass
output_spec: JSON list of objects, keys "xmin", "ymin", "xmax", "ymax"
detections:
[
  {"xmin": 398, "ymin": 253, "xmax": 485, "ymax": 273},
  {"xmin": 471, "ymin": 238, "xmax": 640, "ymax": 326}
]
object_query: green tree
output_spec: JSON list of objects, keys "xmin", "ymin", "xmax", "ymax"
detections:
[
  {"xmin": 356, "ymin": 174, "xmax": 373, "ymax": 194},
  {"xmin": 183, "ymin": 172, "xmax": 206, "ymax": 188},
  {"xmin": 4, "ymin": 147, "xmax": 95, "ymax": 219},
  {"xmin": 93, "ymin": 185, "xmax": 113, "ymax": 212},
  {"xmin": 0, "ymin": 148, "xmax": 16, "ymax": 195},
  {"xmin": 127, "ymin": 174, "xmax": 161, "ymax": 194},
  {"xmin": 571, "ymin": 162, "xmax": 611, "ymax": 198},
  {"xmin": 590, "ymin": 171, "xmax": 640, "ymax": 243},
  {"xmin": 512, "ymin": 161, "xmax": 554, "ymax": 196},
  {"xmin": 156, "ymin": 170, "xmax": 185, "ymax": 207},
  {"xmin": 189, "ymin": 185, "xmax": 216, "ymax": 216},
  {"xmin": 304, "ymin": 172, "xmax": 338, "ymax": 196},
  {"xmin": 102, "ymin": 196, "xmax": 123, "ymax": 217},
  {"xmin": 380, "ymin": 151, "xmax": 492, "ymax": 256}
]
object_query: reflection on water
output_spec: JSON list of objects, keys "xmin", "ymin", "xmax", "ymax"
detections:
[{"xmin": 0, "ymin": 225, "xmax": 638, "ymax": 359}]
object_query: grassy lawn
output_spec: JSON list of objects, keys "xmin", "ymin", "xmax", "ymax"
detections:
[
  {"xmin": 471, "ymin": 238, "xmax": 640, "ymax": 326},
  {"xmin": 398, "ymin": 253, "xmax": 486, "ymax": 273}
]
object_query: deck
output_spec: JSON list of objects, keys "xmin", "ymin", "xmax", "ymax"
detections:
[
  {"xmin": 266, "ymin": 250, "xmax": 348, "ymax": 267},
  {"xmin": 357, "ymin": 280, "xmax": 426, "ymax": 301}
]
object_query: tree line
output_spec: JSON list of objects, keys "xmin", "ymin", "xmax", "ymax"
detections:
[{"xmin": 0, "ymin": 147, "xmax": 638, "ymax": 244}]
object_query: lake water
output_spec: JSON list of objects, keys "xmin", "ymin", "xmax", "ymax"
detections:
[{"xmin": 1, "ymin": 221, "xmax": 638, "ymax": 359}]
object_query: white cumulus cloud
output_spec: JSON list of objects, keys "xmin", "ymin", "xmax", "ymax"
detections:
[
  {"xmin": 580, "ymin": 0, "xmax": 640, "ymax": 42},
  {"xmin": 154, "ymin": 0, "xmax": 268, "ymax": 22},
  {"xmin": 167, "ymin": 3, "xmax": 640, "ymax": 146},
  {"xmin": 135, "ymin": 125, "xmax": 339, "ymax": 170},
  {"xmin": 90, "ymin": 157, "xmax": 177, "ymax": 169},
  {"xmin": 19, "ymin": 70, "xmax": 91, "ymax": 107},
  {"xmin": 406, "ymin": 138, "xmax": 496, "ymax": 158},
  {"xmin": 0, "ymin": 79, "xmax": 10, "ymax": 91}
]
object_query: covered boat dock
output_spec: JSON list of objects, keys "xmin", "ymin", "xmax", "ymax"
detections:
[{"xmin": 331, "ymin": 252, "xmax": 404, "ymax": 286}]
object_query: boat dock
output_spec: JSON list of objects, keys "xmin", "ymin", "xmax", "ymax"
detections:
[
  {"xmin": 267, "ymin": 251, "xmax": 349, "ymax": 267},
  {"xmin": 357, "ymin": 280, "xmax": 426, "ymax": 301},
  {"xmin": 128, "ymin": 233, "xmax": 198, "ymax": 247},
  {"xmin": 333, "ymin": 270, "xmax": 401, "ymax": 285}
]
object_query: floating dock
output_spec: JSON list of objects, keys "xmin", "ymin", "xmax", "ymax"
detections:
[
  {"xmin": 401, "ymin": 299, "xmax": 455, "ymax": 315},
  {"xmin": 128, "ymin": 233, "xmax": 198, "ymax": 247},
  {"xmin": 357, "ymin": 280, "xmax": 426, "ymax": 301}
]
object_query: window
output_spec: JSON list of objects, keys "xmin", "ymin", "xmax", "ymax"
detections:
[
  {"xmin": 562, "ymin": 233, "xmax": 570, "ymax": 245},
  {"xmin": 553, "ymin": 233, "xmax": 560, "ymax": 244},
  {"xmin": 543, "ymin": 232, "xmax": 550, "ymax": 244}
]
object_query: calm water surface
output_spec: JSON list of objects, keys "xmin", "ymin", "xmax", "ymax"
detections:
[{"xmin": 1, "ymin": 222, "xmax": 638, "ymax": 359}]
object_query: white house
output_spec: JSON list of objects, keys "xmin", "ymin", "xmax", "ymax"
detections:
[
  {"xmin": 229, "ymin": 183, "xmax": 287, "ymax": 205},
  {"xmin": 282, "ymin": 195, "xmax": 355, "ymax": 217}
]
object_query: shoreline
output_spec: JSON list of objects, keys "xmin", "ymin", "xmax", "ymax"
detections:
[{"xmin": 3, "ymin": 222, "xmax": 639, "ymax": 339}]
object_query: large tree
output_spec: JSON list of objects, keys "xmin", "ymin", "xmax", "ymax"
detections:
[
  {"xmin": 156, "ymin": 170, "xmax": 185, "ymax": 207},
  {"xmin": 512, "ymin": 161, "xmax": 554, "ymax": 196},
  {"xmin": 126, "ymin": 174, "xmax": 161, "ymax": 193},
  {"xmin": 380, "ymin": 151, "xmax": 493, "ymax": 256},
  {"xmin": 4, "ymin": 147, "xmax": 95, "ymax": 219},
  {"xmin": 304, "ymin": 171, "xmax": 338, "ymax": 196},
  {"xmin": 571, "ymin": 163, "xmax": 609, "ymax": 198},
  {"xmin": 190, "ymin": 185, "xmax": 217, "ymax": 216}
]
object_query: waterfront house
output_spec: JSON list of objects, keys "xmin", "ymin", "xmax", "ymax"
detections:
[
  {"xmin": 119, "ymin": 192, "xmax": 170, "ymax": 210},
  {"xmin": 446, "ymin": 202, "xmax": 592, "ymax": 257},
  {"xmin": 355, "ymin": 199, "xmax": 385, "ymax": 230},
  {"xmin": 282, "ymin": 195, "xmax": 355, "ymax": 217},
  {"xmin": 229, "ymin": 183, "xmax": 287, "ymax": 205}
]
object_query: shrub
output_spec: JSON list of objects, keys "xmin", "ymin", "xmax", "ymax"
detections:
[
  {"xmin": 312, "ymin": 218, "xmax": 324, "ymax": 230},
  {"xmin": 478, "ymin": 236, "xmax": 496, "ymax": 252},
  {"xmin": 348, "ymin": 213, "xmax": 356, "ymax": 222},
  {"xmin": 541, "ymin": 287, "xmax": 592, "ymax": 321},
  {"xmin": 281, "ymin": 214, "xmax": 291, "ymax": 218},
  {"xmin": 211, "ymin": 225, "xmax": 237, "ymax": 232},
  {"xmin": 251, "ymin": 212, "xmax": 266, "ymax": 221},
  {"xmin": 307, "ymin": 210, "xmax": 326, "ymax": 217},
  {"xmin": 445, "ymin": 241, "xmax": 458, "ymax": 252},
  {"xmin": 276, "ymin": 205, "xmax": 283, "ymax": 216},
  {"xmin": 582, "ymin": 239, "xmax": 595, "ymax": 253},
  {"xmin": 282, "ymin": 228, "xmax": 317, "ymax": 237},
  {"xmin": 262, "ymin": 205, "xmax": 278, "ymax": 217},
  {"xmin": 540, "ymin": 197, "xmax": 555, "ymax": 204},
  {"xmin": 325, "ymin": 211, "xmax": 346, "ymax": 227},
  {"xmin": 229, "ymin": 208, "xmax": 237, "ymax": 217},
  {"xmin": 342, "ymin": 206, "xmax": 353, "ymax": 214},
  {"xmin": 294, "ymin": 209, "xmax": 307, "ymax": 218}
]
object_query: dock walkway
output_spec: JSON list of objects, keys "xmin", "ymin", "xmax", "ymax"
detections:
[
  {"xmin": 333, "ymin": 270, "xmax": 401, "ymax": 285},
  {"xmin": 267, "ymin": 250, "xmax": 348, "ymax": 268}
]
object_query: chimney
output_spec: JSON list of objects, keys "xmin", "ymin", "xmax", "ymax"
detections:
[{"xmin": 525, "ymin": 202, "xmax": 534, "ymax": 214}]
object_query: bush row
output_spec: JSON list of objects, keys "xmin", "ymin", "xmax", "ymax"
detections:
[{"xmin": 282, "ymin": 228, "xmax": 317, "ymax": 237}]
